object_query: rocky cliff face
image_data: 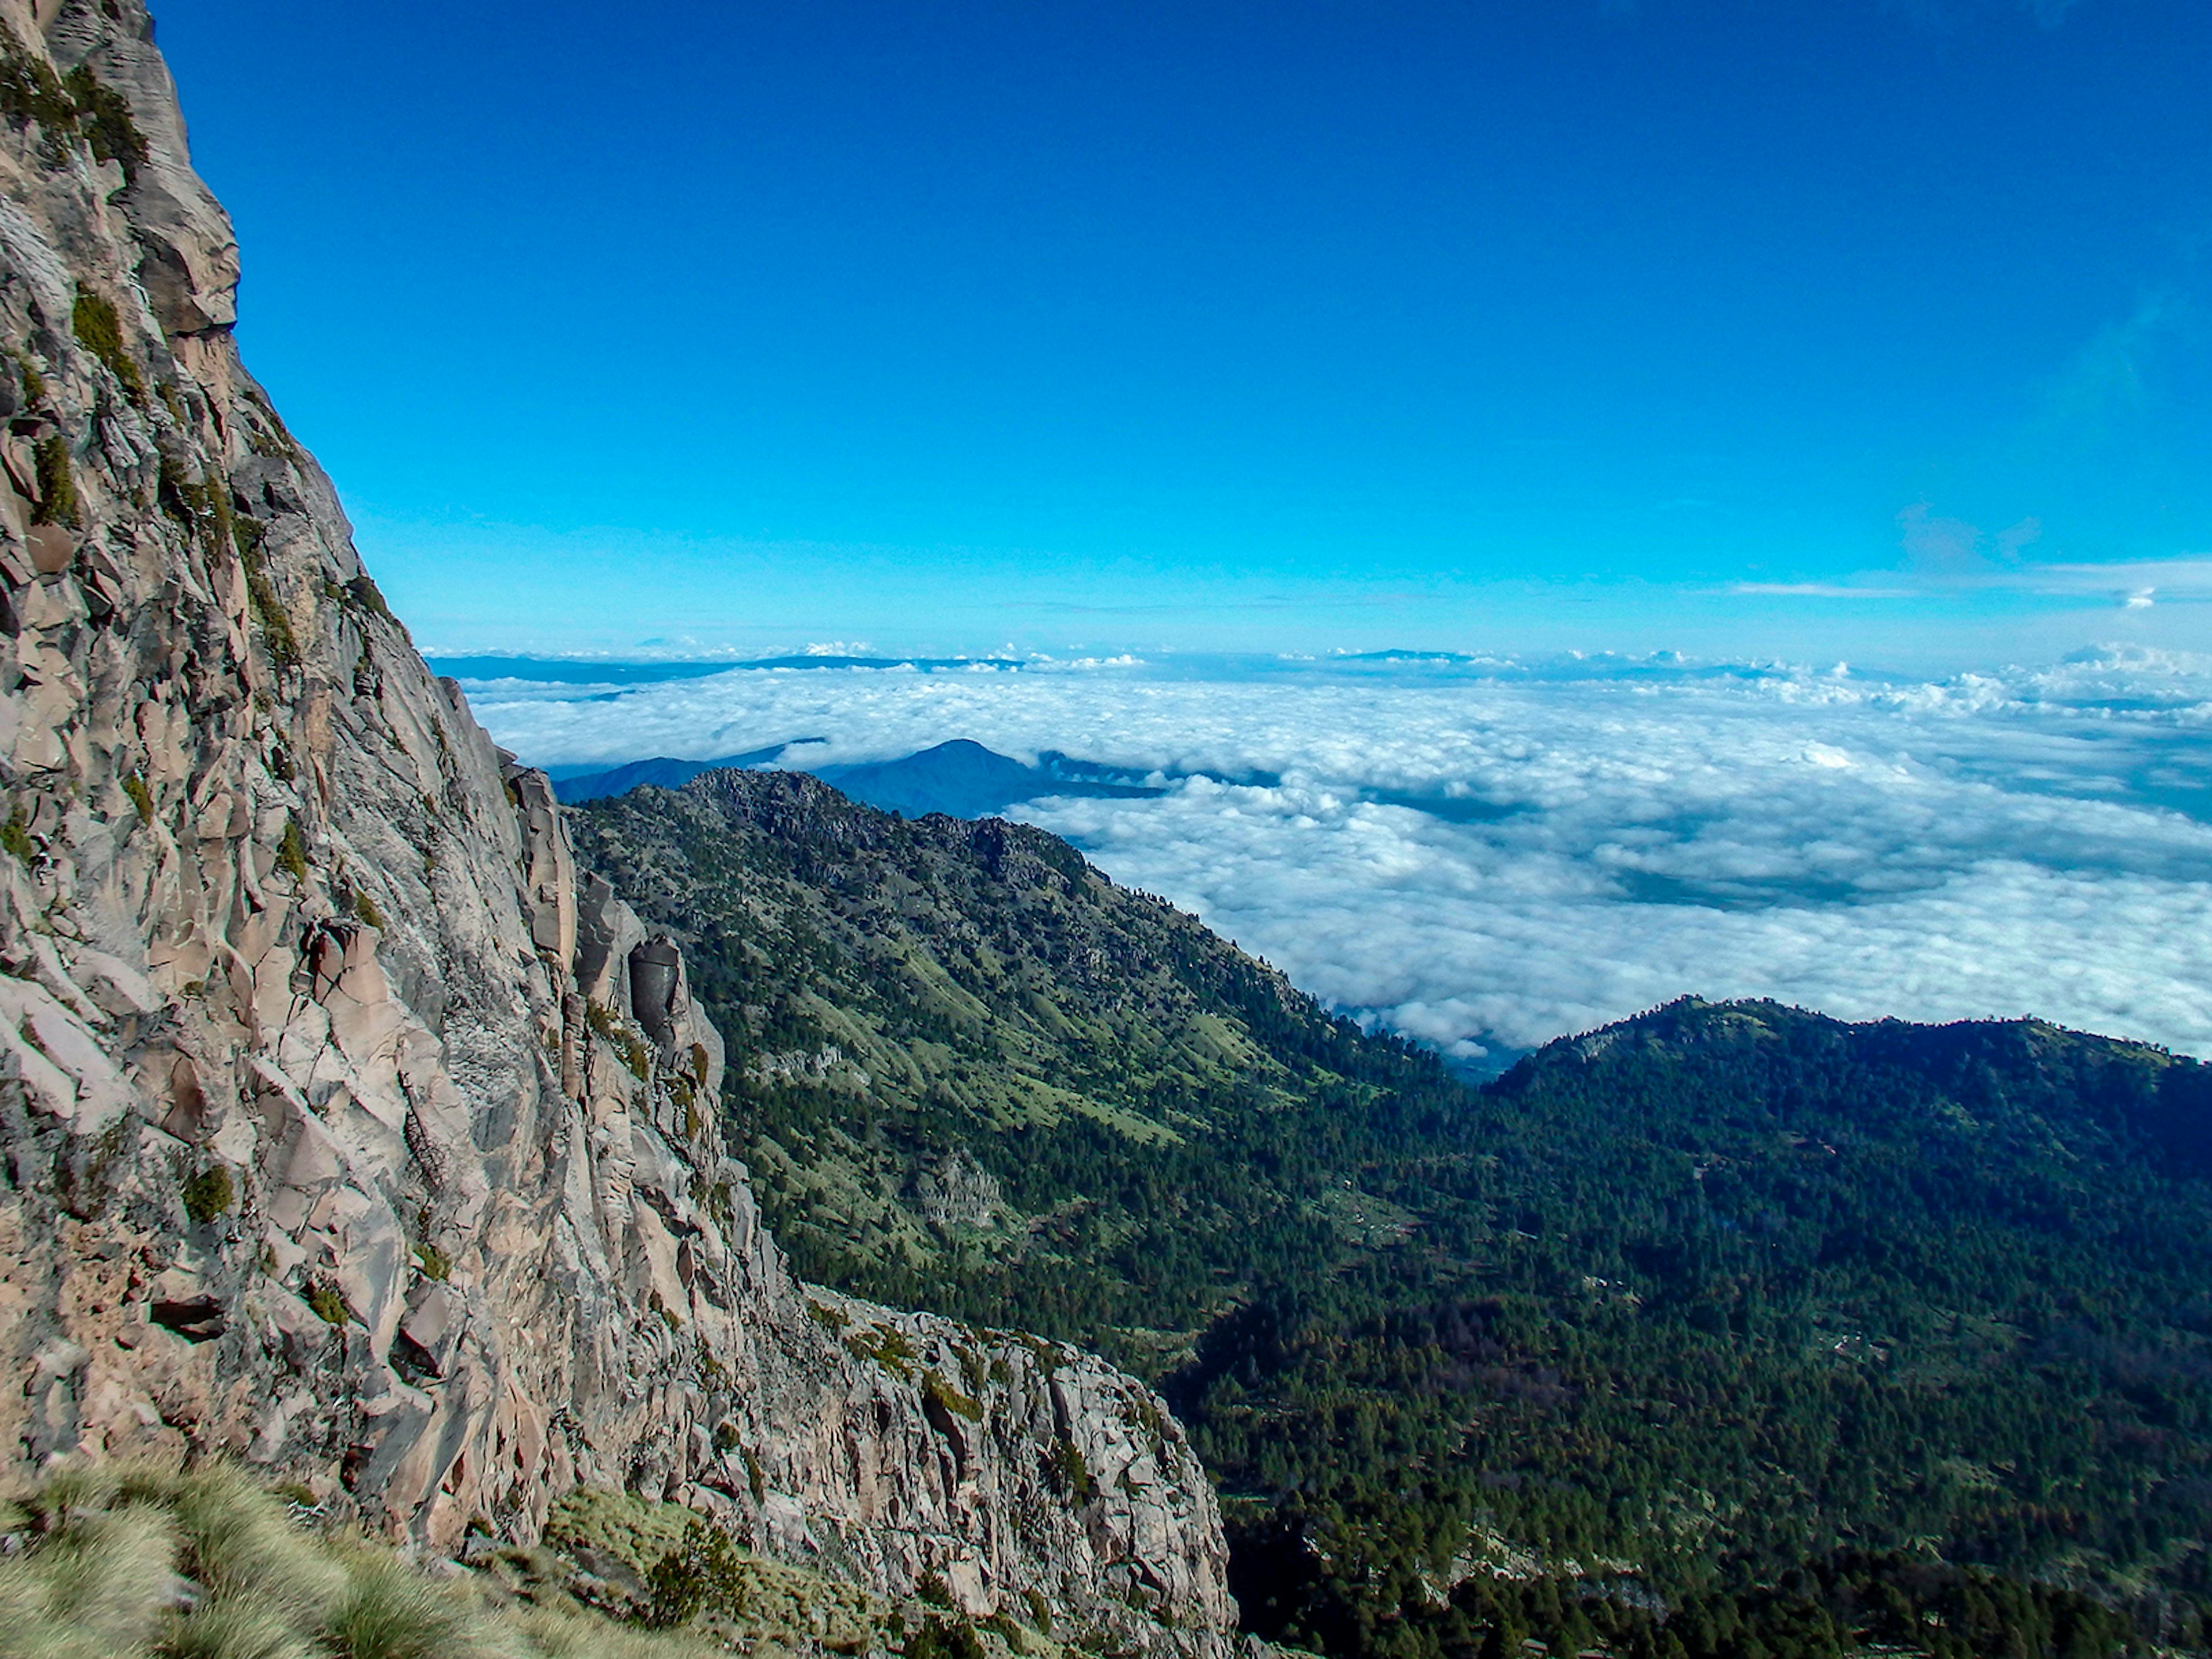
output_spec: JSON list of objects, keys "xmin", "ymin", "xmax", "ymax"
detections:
[{"xmin": 0, "ymin": 3, "xmax": 1231, "ymax": 1649}]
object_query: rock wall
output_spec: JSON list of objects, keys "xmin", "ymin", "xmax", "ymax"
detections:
[{"xmin": 0, "ymin": 4, "xmax": 1232, "ymax": 1650}]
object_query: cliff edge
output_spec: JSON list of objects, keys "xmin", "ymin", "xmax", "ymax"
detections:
[{"xmin": 0, "ymin": 3, "xmax": 1232, "ymax": 1650}]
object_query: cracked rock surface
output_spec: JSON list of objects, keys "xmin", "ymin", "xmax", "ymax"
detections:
[{"xmin": 0, "ymin": 5, "xmax": 1233, "ymax": 1651}]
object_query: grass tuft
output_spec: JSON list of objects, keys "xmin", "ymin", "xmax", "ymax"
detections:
[
  {"xmin": 157, "ymin": 1592, "xmax": 315, "ymax": 1659},
  {"xmin": 0, "ymin": 1465, "xmax": 754, "ymax": 1659},
  {"xmin": 0, "ymin": 1502, "xmax": 178, "ymax": 1657},
  {"xmin": 120, "ymin": 1464, "xmax": 346, "ymax": 1611},
  {"xmin": 321, "ymin": 1554, "xmax": 483, "ymax": 1659}
]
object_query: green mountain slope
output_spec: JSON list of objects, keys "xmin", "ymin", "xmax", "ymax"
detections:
[
  {"xmin": 571, "ymin": 771, "xmax": 2212, "ymax": 1657},
  {"xmin": 569, "ymin": 768, "xmax": 1473, "ymax": 1368}
]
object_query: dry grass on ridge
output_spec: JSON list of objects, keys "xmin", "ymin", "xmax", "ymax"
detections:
[{"xmin": 0, "ymin": 1462, "xmax": 720, "ymax": 1659}]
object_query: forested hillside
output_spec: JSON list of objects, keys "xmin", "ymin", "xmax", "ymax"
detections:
[
  {"xmin": 572, "ymin": 771, "xmax": 2212, "ymax": 1658},
  {"xmin": 570, "ymin": 768, "xmax": 1473, "ymax": 1369},
  {"xmin": 1194, "ymin": 1006, "xmax": 2212, "ymax": 1657}
]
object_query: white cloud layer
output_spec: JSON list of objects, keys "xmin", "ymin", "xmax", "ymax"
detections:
[{"xmin": 465, "ymin": 647, "xmax": 2212, "ymax": 1064}]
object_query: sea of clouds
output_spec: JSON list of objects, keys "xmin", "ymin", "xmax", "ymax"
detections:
[{"xmin": 460, "ymin": 646, "xmax": 2212, "ymax": 1066}]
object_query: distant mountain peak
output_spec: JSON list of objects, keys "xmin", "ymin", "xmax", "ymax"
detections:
[{"xmin": 556, "ymin": 736, "xmax": 1168, "ymax": 817}]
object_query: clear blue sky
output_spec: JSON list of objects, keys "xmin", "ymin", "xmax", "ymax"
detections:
[{"xmin": 157, "ymin": 0, "xmax": 2212, "ymax": 665}]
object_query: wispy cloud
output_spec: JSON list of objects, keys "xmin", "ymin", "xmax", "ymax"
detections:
[
  {"xmin": 1735, "ymin": 540, "xmax": 2212, "ymax": 608},
  {"xmin": 1730, "ymin": 582, "xmax": 1919, "ymax": 600},
  {"xmin": 2028, "ymin": 558, "xmax": 2212, "ymax": 601},
  {"xmin": 2035, "ymin": 294, "xmax": 2191, "ymax": 446},
  {"xmin": 1896, "ymin": 502, "xmax": 2044, "ymax": 575}
]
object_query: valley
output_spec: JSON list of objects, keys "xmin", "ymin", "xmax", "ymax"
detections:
[{"xmin": 575, "ymin": 768, "xmax": 2212, "ymax": 1658}]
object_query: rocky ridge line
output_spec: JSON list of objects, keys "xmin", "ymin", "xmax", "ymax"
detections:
[{"xmin": 0, "ymin": 3, "xmax": 1232, "ymax": 1650}]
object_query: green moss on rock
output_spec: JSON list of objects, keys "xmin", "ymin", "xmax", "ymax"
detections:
[
  {"xmin": 71, "ymin": 283, "xmax": 142, "ymax": 400},
  {"xmin": 31, "ymin": 434, "xmax": 76, "ymax": 527},
  {"xmin": 62, "ymin": 62, "xmax": 147, "ymax": 178},
  {"xmin": 180, "ymin": 1164, "xmax": 233, "ymax": 1224}
]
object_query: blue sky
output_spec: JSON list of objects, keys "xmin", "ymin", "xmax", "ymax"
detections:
[{"xmin": 158, "ymin": 0, "xmax": 2212, "ymax": 665}]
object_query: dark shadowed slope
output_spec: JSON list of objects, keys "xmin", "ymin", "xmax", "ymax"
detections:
[
  {"xmin": 551, "ymin": 741, "xmax": 816, "ymax": 801},
  {"xmin": 556, "ymin": 738, "xmax": 1166, "ymax": 813},
  {"xmin": 814, "ymin": 738, "xmax": 1166, "ymax": 819}
]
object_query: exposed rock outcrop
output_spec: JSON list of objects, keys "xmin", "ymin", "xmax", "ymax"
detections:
[{"xmin": 0, "ymin": 4, "xmax": 1232, "ymax": 1650}]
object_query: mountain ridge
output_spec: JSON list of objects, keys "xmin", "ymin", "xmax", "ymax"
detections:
[
  {"xmin": 571, "ymin": 766, "xmax": 2212, "ymax": 1655},
  {"xmin": 554, "ymin": 737, "xmax": 1173, "ymax": 817}
]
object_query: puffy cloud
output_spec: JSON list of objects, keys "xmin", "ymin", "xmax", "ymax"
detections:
[{"xmin": 466, "ymin": 647, "xmax": 2212, "ymax": 1065}]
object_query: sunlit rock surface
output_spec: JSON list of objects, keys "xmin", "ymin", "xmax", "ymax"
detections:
[{"xmin": 0, "ymin": 5, "xmax": 1231, "ymax": 1649}]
